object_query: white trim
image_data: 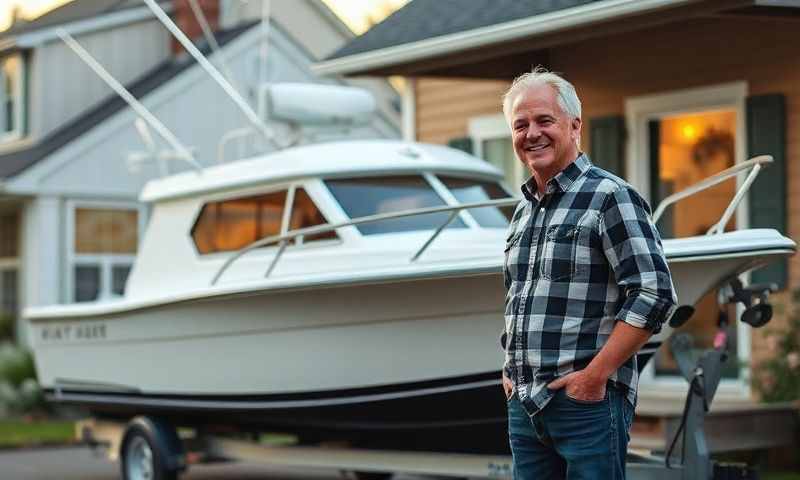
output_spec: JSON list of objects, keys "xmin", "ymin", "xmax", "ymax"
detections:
[
  {"xmin": 312, "ymin": 0, "xmax": 694, "ymax": 75},
  {"xmin": 467, "ymin": 114, "xmax": 523, "ymax": 192},
  {"xmin": 625, "ymin": 81, "xmax": 751, "ymax": 394},
  {"xmin": 7, "ymin": 4, "xmax": 173, "ymax": 50},
  {"xmin": 401, "ymin": 78, "xmax": 416, "ymax": 142},
  {"xmin": 624, "ymin": 82, "xmax": 748, "ymax": 200}
]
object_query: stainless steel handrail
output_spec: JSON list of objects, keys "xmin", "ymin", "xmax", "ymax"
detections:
[
  {"xmin": 652, "ymin": 155, "xmax": 772, "ymax": 235},
  {"xmin": 210, "ymin": 197, "xmax": 519, "ymax": 285}
]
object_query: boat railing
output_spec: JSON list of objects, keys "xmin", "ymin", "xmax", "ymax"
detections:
[
  {"xmin": 210, "ymin": 197, "xmax": 520, "ymax": 285},
  {"xmin": 652, "ymin": 155, "xmax": 772, "ymax": 235},
  {"xmin": 212, "ymin": 155, "xmax": 772, "ymax": 285}
]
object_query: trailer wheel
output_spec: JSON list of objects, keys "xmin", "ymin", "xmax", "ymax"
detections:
[{"xmin": 121, "ymin": 424, "xmax": 178, "ymax": 480}]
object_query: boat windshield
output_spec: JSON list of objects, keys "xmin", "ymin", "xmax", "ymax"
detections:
[
  {"xmin": 325, "ymin": 175, "xmax": 467, "ymax": 235},
  {"xmin": 324, "ymin": 175, "xmax": 514, "ymax": 235},
  {"xmin": 437, "ymin": 176, "xmax": 514, "ymax": 228}
]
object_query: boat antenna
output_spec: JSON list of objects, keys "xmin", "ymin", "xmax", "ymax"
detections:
[
  {"xmin": 141, "ymin": 0, "xmax": 279, "ymax": 148},
  {"xmin": 57, "ymin": 29, "xmax": 202, "ymax": 173},
  {"xmin": 186, "ymin": 0, "xmax": 239, "ymax": 91}
]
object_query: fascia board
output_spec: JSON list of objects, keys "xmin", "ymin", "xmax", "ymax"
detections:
[
  {"xmin": 313, "ymin": 0, "xmax": 696, "ymax": 76},
  {"xmin": 14, "ymin": 3, "xmax": 174, "ymax": 48}
]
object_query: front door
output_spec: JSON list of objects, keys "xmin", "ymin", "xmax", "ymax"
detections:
[{"xmin": 648, "ymin": 109, "xmax": 741, "ymax": 380}]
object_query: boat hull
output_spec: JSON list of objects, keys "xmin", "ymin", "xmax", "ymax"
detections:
[{"xmin": 29, "ymin": 238, "xmax": 794, "ymax": 453}]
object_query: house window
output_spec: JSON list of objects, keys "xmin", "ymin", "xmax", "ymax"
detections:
[
  {"xmin": 468, "ymin": 114, "xmax": 523, "ymax": 192},
  {"xmin": 71, "ymin": 206, "xmax": 139, "ymax": 302},
  {"xmin": 626, "ymin": 82, "xmax": 749, "ymax": 393},
  {"xmin": 0, "ymin": 54, "xmax": 25, "ymax": 141}
]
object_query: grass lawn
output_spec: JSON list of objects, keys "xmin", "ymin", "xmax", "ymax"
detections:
[
  {"xmin": 0, "ymin": 419, "xmax": 75, "ymax": 448},
  {"xmin": 764, "ymin": 473, "xmax": 800, "ymax": 480}
]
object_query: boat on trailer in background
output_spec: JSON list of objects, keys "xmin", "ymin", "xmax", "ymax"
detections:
[
  {"xmin": 25, "ymin": 1, "xmax": 795, "ymax": 478},
  {"xmin": 26, "ymin": 141, "xmax": 794, "ymax": 456}
]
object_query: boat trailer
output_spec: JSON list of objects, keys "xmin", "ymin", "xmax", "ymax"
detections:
[{"xmin": 76, "ymin": 279, "xmax": 773, "ymax": 480}]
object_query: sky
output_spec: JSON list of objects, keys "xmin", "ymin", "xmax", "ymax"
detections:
[{"xmin": 0, "ymin": 0, "xmax": 408, "ymax": 34}]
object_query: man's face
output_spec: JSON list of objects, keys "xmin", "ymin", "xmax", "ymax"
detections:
[{"xmin": 510, "ymin": 84, "xmax": 581, "ymax": 180}]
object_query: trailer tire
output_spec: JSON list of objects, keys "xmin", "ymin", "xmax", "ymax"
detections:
[{"xmin": 120, "ymin": 422, "xmax": 180, "ymax": 480}]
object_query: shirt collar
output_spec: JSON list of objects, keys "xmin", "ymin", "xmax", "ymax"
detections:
[{"xmin": 520, "ymin": 153, "xmax": 591, "ymax": 201}]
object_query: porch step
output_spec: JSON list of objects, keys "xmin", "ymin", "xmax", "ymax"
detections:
[{"xmin": 630, "ymin": 397, "xmax": 798, "ymax": 453}]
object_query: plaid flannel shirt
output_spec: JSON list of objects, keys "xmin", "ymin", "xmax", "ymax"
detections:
[{"xmin": 503, "ymin": 154, "xmax": 677, "ymax": 414}]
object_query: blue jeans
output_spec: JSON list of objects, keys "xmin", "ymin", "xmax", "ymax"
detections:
[{"xmin": 507, "ymin": 385, "xmax": 634, "ymax": 480}]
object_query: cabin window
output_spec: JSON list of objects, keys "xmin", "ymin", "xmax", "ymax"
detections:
[
  {"xmin": 289, "ymin": 188, "xmax": 337, "ymax": 244},
  {"xmin": 192, "ymin": 191, "xmax": 287, "ymax": 255},
  {"xmin": 0, "ymin": 54, "xmax": 25, "ymax": 141},
  {"xmin": 325, "ymin": 175, "xmax": 467, "ymax": 235},
  {"xmin": 438, "ymin": 176, "xmax": 513, "ymax": 228},
  {"xmin": 71, "ymin": 206, "xmax": 139, "ymax": 302}
]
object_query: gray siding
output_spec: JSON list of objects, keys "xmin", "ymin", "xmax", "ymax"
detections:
[
  {"xmin": 13, "ymin": 22, "xmax": 399, "ymax": 198},
  {"xmin": 29, "ymin": 19, "xmax": 170, "ymax": 140}
]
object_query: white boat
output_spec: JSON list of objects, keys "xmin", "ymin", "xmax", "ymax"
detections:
[{"xmin": 25, "ymin": 139, "xmax": 795, "ymax": 453}]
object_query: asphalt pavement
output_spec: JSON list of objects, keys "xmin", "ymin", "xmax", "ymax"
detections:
[{"xmin": 0, "ymin": 446, "xmax": 424, "ymax": 480}]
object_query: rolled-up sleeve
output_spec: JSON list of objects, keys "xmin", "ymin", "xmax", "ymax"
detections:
[{"xmin": 599, "ymin": 186, "xmax": 677, "ymax": 333}]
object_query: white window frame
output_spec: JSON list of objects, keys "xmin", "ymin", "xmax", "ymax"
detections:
[
  {"xmin": 0, "ymin": 53, "xmax": 25, "ymax": 143},
  {"xmin": 625, "ymin": 82, "xmax": 751, "ymax": 398},
  {"xmin": 65, "ymin": 199, "xmax": 147, "ymax": 303},
  {"xmin": 468, "ymin": 113, "xmax": 524, "ymax": 194}
]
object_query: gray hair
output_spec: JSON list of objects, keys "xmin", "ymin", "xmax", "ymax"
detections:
[{"xmin": 502, "ymin": 66, "xmax": 582, "ymax": 125}]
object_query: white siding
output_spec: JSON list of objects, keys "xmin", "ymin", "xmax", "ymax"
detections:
[{"xmin": 29, "ymin": 19, "xmax": 170, "ymax": 140}]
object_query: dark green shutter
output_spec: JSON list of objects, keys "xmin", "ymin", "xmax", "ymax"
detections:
[
  {"xmin": 747, "ymin": 94, "xmax": 787, "ymax": 289},
  {"xmin": 447, "ymin": 136, "xmax": 473, "ymax": 154},
  {"xmin": 589, "ymin": 116, "xmax": 625, "ymax": 178}
]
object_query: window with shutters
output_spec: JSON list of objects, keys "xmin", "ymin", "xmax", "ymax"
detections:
[{"xmin": 625, "ymin": 83, "xmax": 750, "ymax": 392}]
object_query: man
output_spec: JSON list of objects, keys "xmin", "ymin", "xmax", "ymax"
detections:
[{"xmin": 501, "ymin": 67, "xmax": 677, "ymax": 479}]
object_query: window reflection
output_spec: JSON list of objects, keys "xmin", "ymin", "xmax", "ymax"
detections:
[
  {"xmin": 438, "ymin": 176, "xmax": 513, "ymax": 228},
  {"xmin": 325, "ymin": 176, "xmax": 466, "ymax": 235},
  {"xmin": 193, "ymin": 191, "xmax": 286, "ymax": 254}
]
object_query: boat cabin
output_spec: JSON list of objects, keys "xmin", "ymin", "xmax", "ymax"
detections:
[{"xmin": 125, "ymin": 140, "xmax": 514, "ymax": 300}]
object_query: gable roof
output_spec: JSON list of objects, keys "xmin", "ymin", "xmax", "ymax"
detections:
[
  {"xmin": 314, "ymin": 0, "xmax": 701, "ymax": 76},
  {"xmin": 0, "ymin": 21, "xmax": 258, "ymax": 179},
  {"xmin": 1, "ymin": 0, "xmax": 157, "ymax": 40}
]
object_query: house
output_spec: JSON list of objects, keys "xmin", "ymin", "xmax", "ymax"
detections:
[
  {"xmin": 315, "ymin": 0, "xmax": 799, "ymax": 450},
  {"xmin": 0, "ymin": 0, "xmax": 400, "ymax": 345}
]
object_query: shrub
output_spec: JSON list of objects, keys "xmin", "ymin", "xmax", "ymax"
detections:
[
  {"xmin": 0, "ymin": 342, "xmax": 45, "ymax": 416},
  {"xmin": 0, "ymin": 313, "xmax": 14, "ymax": 341},
  {"xmin": 752, "ymin": 289, "xmax": 800, "ymax": 403}
]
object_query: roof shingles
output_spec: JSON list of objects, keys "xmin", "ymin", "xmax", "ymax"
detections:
[{"xmin": 327, "ymin": 0, "xmax": 602, "ymax": 60}]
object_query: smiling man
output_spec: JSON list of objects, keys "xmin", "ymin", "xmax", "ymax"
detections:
[{"xmin": 500, "ymin": 67, "xmax": 677, "ymax": 479}]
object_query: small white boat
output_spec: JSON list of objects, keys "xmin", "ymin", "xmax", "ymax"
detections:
[{"xmin": 25, "ymin": 139, "xmax": 794, "ymax": 453}]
